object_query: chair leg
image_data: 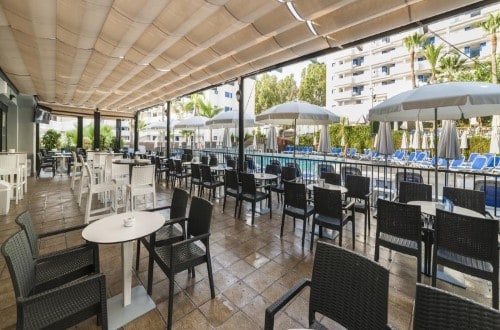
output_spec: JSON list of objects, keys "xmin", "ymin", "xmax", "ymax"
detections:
[
  {"xmin": 351, "ymin": 218, "xmax": 355, "ymax": 249},
  {"xmin": 223, "ymin": 194, "xmax": 227, "ymax": 211},
  {"xmin": 493, "ymin": 278, "xmax": 498, "ymax": 309},
  {"xmin": 431, "ymin": 260, "xmax": 437, "ymax": 287},
  {"xmin": 374, "ymin": 241, "xmax": 380, "ymax": 262},
  {"xmin": 206, "ymin": 256, "xmax": 215, "ymax": 298},
  {"xmin": 147, "ymin": 252, "xmax": 155, "ymax": 295},
  {"xmin": 251, "ymin": 201, "xmax": 255, "ymax": 225},
  {"xmin": 234, "ymin": 198, "xmax": 239, "ymax": 218},
  {"xmin": 167, "ymin": 272, "xmax": 175, "ymax": 330},
  {"xmin": 417, "ymin": 253, "xmax": 421, "ymax": 283},
  {"xmin": 301, "ymin": 218, "xmax": 306, "ymax": 247},
  {"xmin": 238, "ymin": 199, "xmax": 243, "ymax": 218},
  {"xmin": 310, "ymin": 222, "xmax": 315, "ymax": 251},
  {"xmin": 280, "ymin": 212, "xmax": 285, "ymax": 237}
]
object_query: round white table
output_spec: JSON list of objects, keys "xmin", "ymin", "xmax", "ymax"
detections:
[
  {"xmin": 306, "ymin": 183, "xmax": 348, "ymax": 194},
  {"xmin": 82, "ymin": 211, "xmax": 164, "ymax": 306},
  {"xmin": 407, "ymin": 200, "xmax": 485, "ymax": 218},
  {"xmin": 254, "ymin": 173, "xmax": 277, "ymax": 181}
]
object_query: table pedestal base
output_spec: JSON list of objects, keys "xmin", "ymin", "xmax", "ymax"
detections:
[{"xmin": 107, "ymin": 285, "xmax": 156, "ymax": 329}]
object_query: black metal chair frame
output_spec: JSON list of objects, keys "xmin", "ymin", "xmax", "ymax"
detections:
[
  {"xmin": 189, "ymin": 163, "xmax": 203, "ymax": 196},
  {"xmin": 36, "ymin": 151, "xmax": 56, "ymax": 177},
  {"xmin": 396, "ymin": 181, "xmax": 432, "ymax": 203},
  {"xmin": 135, "ymin": 188, "xmax": 189, "ymax": 272},
  {"xmin": 264, "ymin": 241, "xmax": 389, "ymax": 330},
  {"xmin": 270, "ymin": 165, "xmax": 297, "ymax": 204},
  {"xmin": 238, "ymin": 172, "xmax": 272, "ymax": 225},
  {"xmin": 154, "ymin": 156, "xmax": 168, "ymax": 183},
  {"xmin": 223, "ymin": 169, "xmax": 241, "ymax": 217},
  {"xmin": 149, "ymin": 196, "xmax": 215, "ymax": 330},
  {"xmin": 200, "ymin": 164, "xmax": 224, "ymax": 200},
  {"xmin": 432, "ymin": 209, "xmax": 499, "ymax": 309},
  {"xmin": 174, "ymin": 159, "xmax": 191, "ymax": 188},
  {"xmin": 345, "ymin": 174, "xmax": 372, "ymax": 240},
  {"xmin": 310, "ymin": 186, "xmax": 355, "ymax": 251},
  {"xmin": 281, "ymin": 180, "xmax": 314, "ymax": 247},
  {"xmin": 375, "ymin": 199, "xmax": 423, "ymax": 282}
]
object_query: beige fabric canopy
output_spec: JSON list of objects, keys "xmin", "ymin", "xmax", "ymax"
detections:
[{"xmin": 0, "ymin": 0, "xmax": 489, "ymax": 114}]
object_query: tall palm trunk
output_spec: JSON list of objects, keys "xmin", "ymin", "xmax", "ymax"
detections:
[
  {"xmin": 492, "ymin": 33, "xmax": 497, "ymax": 83},
  {"xmin": 410, "ymin": 49, "xmax": 416, "ymax": 88}
]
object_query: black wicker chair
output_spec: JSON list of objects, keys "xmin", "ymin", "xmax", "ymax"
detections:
[
  {"xmin": 432, "ymin": 209, "xmax": 499, "ymax": 309},
  {"xmin": 15, "ymin": 210, "xmax": 100, "ymax": 291},
  {"xmin": 2, "ymin": 230, "xmax": 108, "ymax": 329},
  {"xmin": 223, "ymin": 169, "xmax": 241, "ymax": 217},
  {"xmin": 345, "ymin": 174, "xmax": 372, "ymax": 240},
  {"xmin": 135, "ymin": 188, "xmax": 189, "ymax": 272},
  {"xmin": 167, "ymin": 158, "xmax": 177, "ymax": 187},
  {"xmin": 281, "ymin": 181, "xmax": 314, "ymax": 247},
  {"xmin": 442, "ymin": 186, "xmax": 489, "ymax": 216},
  {"xmin": 238, "ymin": 172, "xmax": 272, "ymax": 225},
  {"xmin": 154, "ymin": 156, "xmax": 168, "ymax": 183},
  {"xmin": 264, "ymin": 241, "xmax": 389, "ymax": 330},
  {"xmin": 150, "ymin": 196, "xmax": 215, "ymax": 330},
  {"xmin": 189, "ymin": 163, "xmax": 202, "ymax": 196},
  {"xmin": 321, "ymin": 171, "xmax": 341, "ymax": 185},
  {"xmin": 375, "ymin": 199, "xmax": 423, "ymax": 282},
  {"xmin": 36, "ymin": 151, "xmax": 56, "ymax": 177},
  {"xmin": 413, "ymin": 283, "xmax": 500, "ymax": 329},
  {"xmin": 311, "ymin": 187, "xmax": 355, "ymax": 251},
  {"xmin": 174, "ymin": 159, "xmax": 191, "ymax": 188},
  {"xmin": 270, "ymin": 165, "xmax": 297, "ymax": 204},
  {"xmin": 394, "ymin": 171, "xmax": 423, "ymax": 197},
  {"xmin": 340, "ymin": 165, "xmax": 361, "ymax": 184},
  {"xmin": 200, "ymin": 164, "xmax": 224, "ymax": 200},
  {"xmin": 397, "ymin": 181, "xmax": 432, "ymax": 203}
]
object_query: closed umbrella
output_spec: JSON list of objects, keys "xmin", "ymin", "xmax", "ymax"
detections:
[
  {"xmin": 437, "ymin": 121, "xmax": 460, "ymax": 160},
  {"xmin": 460, "ymin": 131, "xmax": 468, "ymax": 150},
  {"xmin": 368, "ymin": 82, "xmax": 500, "ymax": 199},
  {"xmin": 266, "ymin": 125, "xmax": 278, "ymax": 152},
  {"xmin": 490, "ymin": 115, "xmax": 500, "ymax": 154},
  {"xmin": 174, "ymin": 116, "xmax": 207, "ymax": 150},
  {"xmin": 253, "ymin": 134, "xmax": 257, "ymax": 150},
  {"xmin": 373, "ymin": 133, "xmax": 378, "ymax": 148},
  {"xmin": 400, "ymin": 131, "xmax": 408, "ymax": 150},
  {"xmin": 375, "ymin": 122, "xmax": 394, "ymax": 156},
  {"xmin": 340, "ymin": 134, "xmax": 346, "ymax": 147},
  {"xmin": 421, "ymin": 132, "xmax": 428, "ymax": 150},
  {"xmin": 222, "ymin": 128, "xmax": 231, "ymax": 148},
  {"xmin": 256, "ymin": 101, "xmax": 340, "ymax": 159},
  {"xmin": 317, "ymin": 124, "xmax": 331, "ymax": 155}
]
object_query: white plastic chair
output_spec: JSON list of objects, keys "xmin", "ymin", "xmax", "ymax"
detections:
[
  {"xmin": 126, "ymin": 165, "xmax": 156, "ymax": 211},
  {"xmin": 0, "ymin": 154, "xmax": 24, "ymax": 204},
  {"xmin": 83, "ymin": 163, "xmax": 116, "ymax": 224},
  {"xmin": 70, "ymin": 151, "xmax": 83, "ymax": 190}
]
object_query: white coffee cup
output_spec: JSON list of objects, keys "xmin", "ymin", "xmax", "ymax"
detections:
[{"xmin": 123, "ymin": 216, "xmax": 135, "ymax": 227}]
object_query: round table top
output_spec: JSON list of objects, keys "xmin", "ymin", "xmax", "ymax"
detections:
[
  {"xmin": 113, "ymin": 159, "xmax": 151, "ymax": 165},
  {"xmin": 407, "ymin": 200, "xmax": 485, "ymax": 218},
  {"xmin": 82, "ymin": 211, "xmax": 164, "ymax": 244},
  {"xmin": 254, "ymin": 173, "xmax": 277, "ymax": 180},
  {"xmin": 306, "ymin": 183, "xmax": 348, "ymax": 194},
  {"xmin": 210, "ymin": 165, "xmax": 232, "ymax": 171}
]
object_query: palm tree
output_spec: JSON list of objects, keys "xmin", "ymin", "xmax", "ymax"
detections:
[
  {"xmin": 171, "ymin": 99, "xmax": 191, "ymax": 119},
  {"xmin": 439, "ymin": 52, "xmax": 466, "ymax": 82},
  {"xmin": 423, "ymin": 43, "xmax": 443, "ymax": 83},
  {"xmin": 480, "ymin": 13, "xmax": 500, "ymax": 83},
  {"xmin": 186, "ymin": 94, "xmax": 204, "ymax": 115},
  {"xmin": 197, "ymin": 100, "xmax": 222, "ymax": 147},
  {"xmin": 403, "ymin": 32, "xmax": 425, "ymax": 88}
]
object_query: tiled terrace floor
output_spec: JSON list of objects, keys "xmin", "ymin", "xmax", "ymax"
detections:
[{"xmin": 0, "ymin": 172, "xmax": 495, "ymax": 329}]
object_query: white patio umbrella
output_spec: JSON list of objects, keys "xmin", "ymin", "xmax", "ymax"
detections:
[
  {"xmin": 222, "ymin": 128, "xmax": 231, "ymax": 148},
  {"xmin": 173, "ymin": 116, "xmax": 208, "ymax": 149},
  {"xmin": 412, "ymin": 129, "xmax": 420, "ymax": 150},
  {"xmin": 256, "ymin": 101, "xmax": 340, "ymax": 159},
  {"xmin": 340, "ymin": 134, "xmax": 346, "ymax": 147},
  {"xmin": 490, "ymin": 115, "xmax": 500, "ymax": 154},
  {"xmin": 429, "ymin": 134, "xmax": 435, "ymax": 150},
  {"xmin": 373, "ymin": 133, "xmax": 379, "ymax": 148},
  {"xmin": 421, "ymin": 132, "xmax": 428, "ymax": 150},
  {"xmin": 252, "ymin": 134, "xmax": 257, "ymax": 150},
  {"xmin": 266, "ymin": 125, "xmax": 278, "ymax": 152},
  {"xmin": 437, "ymin": 120, "xmax": 460, "ymax": 160},
  {"xmin": 375, "ymin": 122, "xmax": 394, "ymax": 156},
  {"xmin": 400, "ymin": 131, "xmax": 408, "ymax": 150},
  {"xmin": 317, "ymin": 124, "xmax": 331, "ymax": 155},
  {"xmin": 460, "ymin": 131, "xmax": 468, "ymax": 150},
  {"xmin": 368, "ymin": 81, "xmax": 500, "ymax": 199}
]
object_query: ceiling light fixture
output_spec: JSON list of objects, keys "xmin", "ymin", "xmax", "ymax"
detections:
[
  {"xmin": 286, "ymin": 2, "xmax": 304, "ymax": 22},
  {"xmin": 306, "ymin": 20, "xmax": 318, "ymax": 36}
]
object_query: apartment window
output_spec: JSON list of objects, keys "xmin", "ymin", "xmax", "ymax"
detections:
[
  {"xmin": 381, "ymin": 66, "xmax": 388, "ymax": 74},
  {"xmin": 353, "ymin": 71, "xmax": 364, "ymax": 76},
  {"xmin": 224, "ymin": 106, "xmax": 232, "ymax": 112},
  {"xmin": 464, "ymin": 46, "xmax": 470, "ymax": 55},
  {"xmin": 381, "ymin": 36, "xmax": 390, "ymax": 43},
  {"xmin": 381, "ymin": 80, "xmax": 395, "ymax": 85},
  {"xmin": 382, "ymin": 48, "xmax": 395, "ymax": 54},
  {"xmin": 464, "ymin": 26, "xmax": 471, "ymax": 31},
  {"xmin": 470, "ymin": 10, "xmax": 480, "ymax": 17},
  {"xmin": 352, "ymin": 86, "xmax": 364, "ymax": 95},
  {"xmin": 356, "ymin": 100, "xmax": 362, "ymax": 104},
  {"xmin": 214, "ymin": 89, "xmax": 218, "ymax": 95},
  {"xmin": 224, "ymin": 91, "xmax": 232, "ymax": 98},
  {"xmin": 480, "ymin": 42, "xmax": 486, "ymax": 49},
  {"xmin": 470, "ymin": 46, "xmax": 481, "ymax": 57},
  {"xmin": 417, "ymin": 56, "xmax": 424, "ymax": 62},
  {"xmin": 418, "ymin": 75, "xmax": 424, "ymax": 82},
  {"xmin": 338, "ymin": 74, "xmax": 344, "ymax": 79}
]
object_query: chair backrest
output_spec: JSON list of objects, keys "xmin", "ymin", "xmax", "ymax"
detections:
[
  {"xmin": 1, "ymin": 230, "xmax": 36, "ymax": 298},
  {"xmin": 15, "ymin": 211, "xmax": 39, "ymax": 257},
  {"xmin": 131, "ymin": 165, "xmax": 155, "ymax": 187},
  {"xmin": 240, "ymin": 172, "xmax": 257, "ymax": 195},
  {"xmin": 449, "ymin": 156, "xmax": 464, "ymax": 168},
  {"xmin": 225, "ymin": 169, "xmax": 239, "ymax": 190},
  {"xmin": 413, "ymin": 283, "xmax": 500, "ymax": 329},
  {"xmin": 226, "ymin": 159, "xmax": 236, "ymax": 169},
  {"xmin": 470, "ymin": 156, "xmax": 487, "ymax": 170},
  {"xmin": 167, "ymin": 158, "xmax": 176, "ymax": 172},
  {"xmin": 283, "ymin": 181, "xmax": 307, "ymax": 209},
  {"xmin": 280, "ymin": 166, "xmax": 297, "ymax": 182},
  {"xmin": 200, "ymin": 164, "xmax": 213, "ymax": 183},
  {"xmin": 201, "ymin": 155, "xmax": 209, "ymax": 165},
  {"xmin": 313, "ymin": 187, "xmax": 343, "ymax": 219},
  {"xmin": 186, "ymin": 196, "xmax": 214, "ymax": 239},
  {"xmin": 310, "ymin": 241, "xmax": 389, "ymax": 329},
  {"xmin": 377, "ymin": 199, "xmax": 422, "ymax": 242},
  {"xmin": 83, "ymin": 163, "xmax": 95, "ymax": 187},
  {"xmin": 435, "ymin": 209, "xmax": 498, "ymax": 263},
  {"xmin": 317, "ymin": 164, "xmax": 334, "ymax": 175},
  {"xmin": 345, "ymin": 174, "xmax": 370, "ymax": 199},
  {"xmin": 398, "ymin": 181, "xmax": 432, "ymax": 203},
  {"xmin": 174, "ymin": 159, "xmax": 184, "ymax": 172},
  {"xmin": 265, "ymin": 164, "xmax": 280, "ymax": 176},
  {"xmin": 321, "ymin": 172, "xmax": 341, "ymax": 186},
  {"xmin": 467, "ymin": 152, "xmax": 479, "ymax": 163},
  {"xmin": 191, "ymin": 163, "xmax": 201, "ymax": 180},
  {"xmin": 209, "ymin": 156, "xmax": 218, "ymax": 166},
  {"xmin": 170, "ymin": 188, "xmax": 189, "ymax": 219},
  {"xmin": 394, "ymin": 171, "xmax": 423, "ymax": 195},
  {"xmin": 442, "ymin": 186, "xmax": 485, "ymax": 215},
  {"xmin": 341, "ymin": 165, "xmax": 361, "ymax": 183},
  {"xmin": 407, "ymin": 151, "xmax": 416, "ymax": 162}
]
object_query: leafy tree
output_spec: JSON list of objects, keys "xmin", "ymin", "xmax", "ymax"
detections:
[
  {"xmin": 171, "ymin": 99, "xmax": 191, "ymax": 119},
  {"xmin": 197, "ymin": 100, "xmax": 222, "ymax": 145},
  {"xmin": 423, "ymin": 44, "xmax": 443, "ymax": 83},
  {"xmin": 298, "ymin": 62, "xmax": 326, "ymax": 106},
  {"xmin": 480, "ymin": 12, "xmax": 500, "ymax": 83},
  {"xmin": 403, "ymin": 32, "xmax": 425, "ymax": 88},
  {"xmin": 255, "ymin": 73, "xmax": 280, "ymax": 115},
  {"xmin": 439, "ymin": 52, "xmax": 466, "ymax": 82},
  {"xmin": 186, "ymin": 93, "xmax": 205, "ymax": 115},
  {"xmin": 276, "ymin": 74, "xmax": 298, "ymax": 103},
  {"xmin": 41, "ymin": 129, "xmax": 61, "ymax": 151}
]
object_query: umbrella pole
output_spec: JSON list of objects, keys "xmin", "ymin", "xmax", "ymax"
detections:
[
  {"xmin": 293, "ymin": 119, "xmax": 297, "ymax": 160},
  {"xmin": 434, "ymin": 107, "xmax": 439, "ymax": 201}
]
